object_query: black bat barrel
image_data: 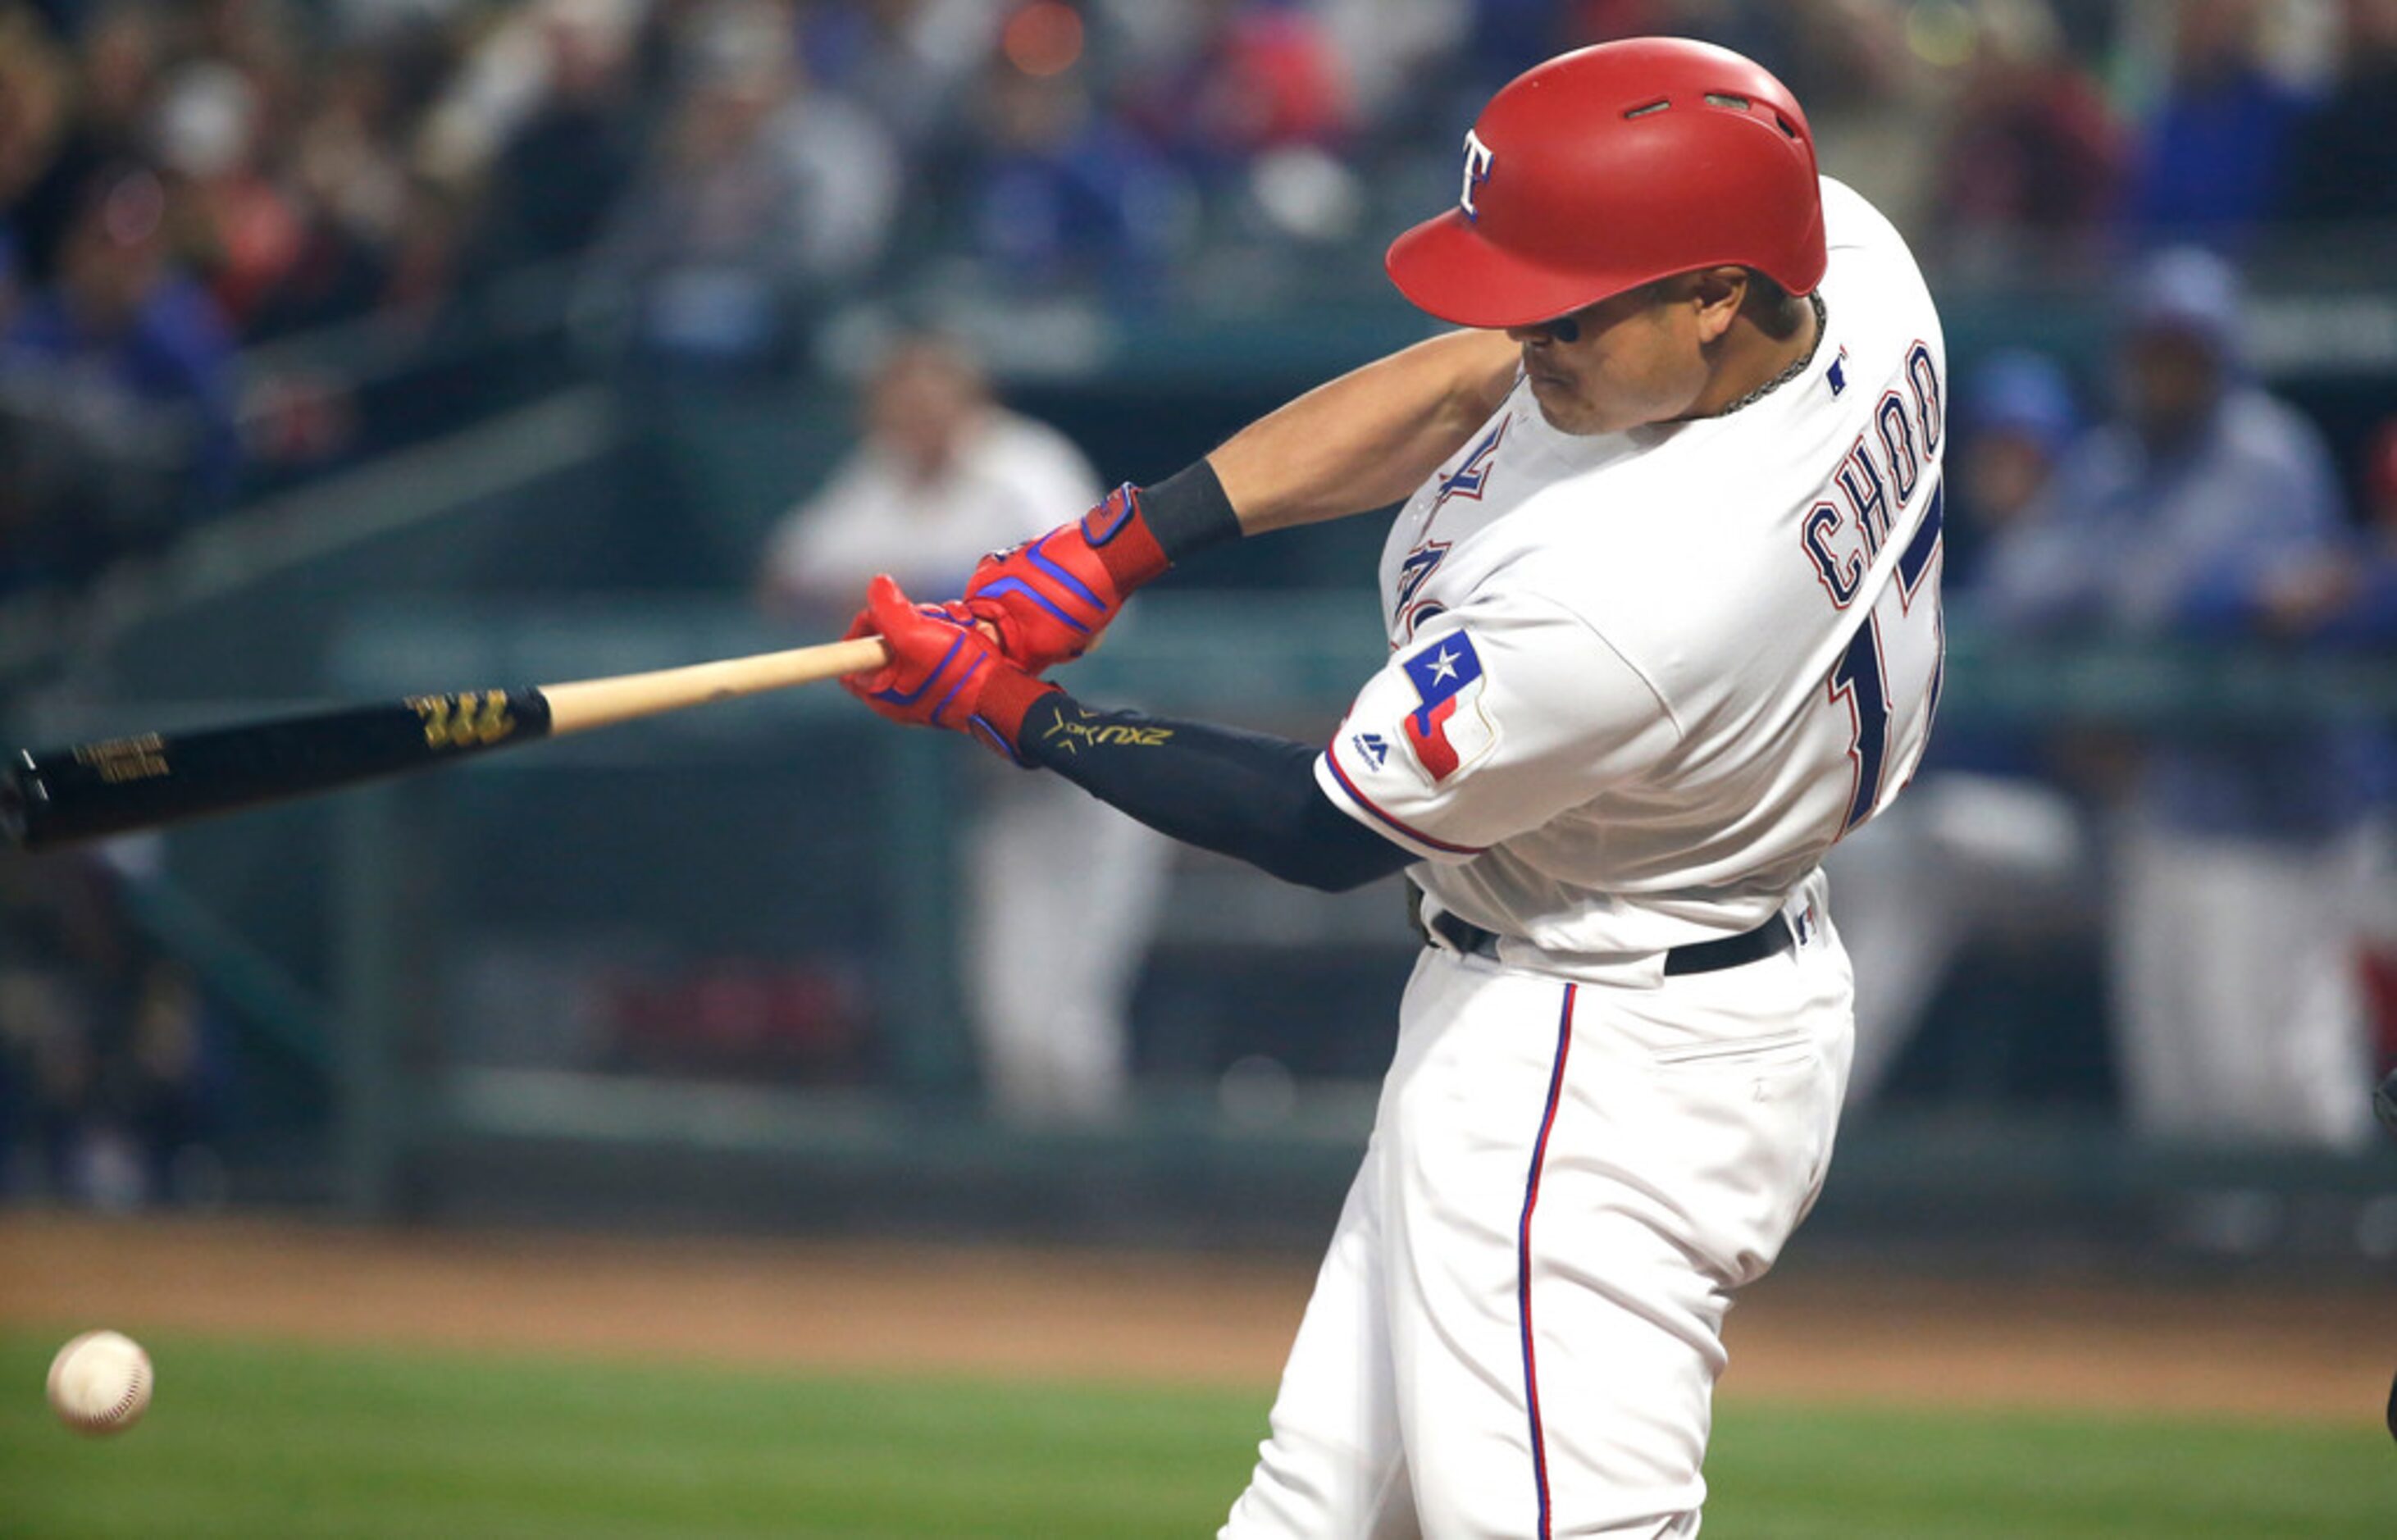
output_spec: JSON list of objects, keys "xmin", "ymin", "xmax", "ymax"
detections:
[{"xmin": 2, "ymin": 689, "xmax": 552, "ymax": 853}]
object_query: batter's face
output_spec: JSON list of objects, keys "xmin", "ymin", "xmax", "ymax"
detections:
[{"xmin": 1507, "ymin": 274, "xmax": 1734, "ymax": 435}]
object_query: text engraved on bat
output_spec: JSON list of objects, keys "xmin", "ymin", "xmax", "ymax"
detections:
[
  {"xmin": 408, "ymin": 692, "xmax": 517, "ymax": 750},
  {"xmin": 72, "ymin": 736, "xmax": 171, "ymax": 784}
]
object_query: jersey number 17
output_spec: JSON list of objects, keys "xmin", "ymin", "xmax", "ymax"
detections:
[{"xmin": 1828, "ymin": 482, "xmax": 1945, "ymax": 836}]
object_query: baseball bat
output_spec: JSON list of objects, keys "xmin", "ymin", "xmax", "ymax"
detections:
[{"xmin": 2, "ymin": 636, "xmax": 891, "ymax": 852}]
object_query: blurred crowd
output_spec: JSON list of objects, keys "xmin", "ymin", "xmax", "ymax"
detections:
[{"xmin": 2, "ymin": 0, "xmax": 2396, "ymax": 598}]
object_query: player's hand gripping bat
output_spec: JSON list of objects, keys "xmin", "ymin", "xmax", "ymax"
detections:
[{"xmin": 1, "ymin": 636, "xmax": 892, "ymax": 852}]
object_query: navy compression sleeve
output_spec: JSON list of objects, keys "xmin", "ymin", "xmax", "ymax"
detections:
[{"xmin": 1017, "ymin": 694, "xmax": 1415, "ymax": 892}]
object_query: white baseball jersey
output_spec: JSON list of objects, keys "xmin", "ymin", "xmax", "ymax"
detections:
[
  {"xmin": 1315, "ymin": 177, "xmax": 1948, "ymax": 973},
  {"xmin": 761, "ymin": 408, "xmax": 1101, "ymax": 604}
]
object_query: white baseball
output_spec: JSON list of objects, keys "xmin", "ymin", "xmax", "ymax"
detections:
[{"xmin": 47, "ymin": 1330, "xmax": 153, "ymax": 1436}]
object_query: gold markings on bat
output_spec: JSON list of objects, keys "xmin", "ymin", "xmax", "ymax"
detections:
[
  {"xmin": 72, "ymin": 735, "xmax": 171, "ymax": 784},
  {"xmin": 408, "ymin": 691, "xmax": 517, "ymax": 750}
]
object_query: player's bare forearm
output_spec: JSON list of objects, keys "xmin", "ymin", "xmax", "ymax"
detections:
[
  {"xmin": 1208, "ymin": 330, "xmax": 1520, "ymax": 534},
  {"xmin": 955, "ymin": 333, "xmax": 1515, "ymax": 672}
]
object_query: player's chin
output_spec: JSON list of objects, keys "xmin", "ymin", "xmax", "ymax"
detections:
[{"xmin": 1524, "ymin": 376, "xmax": 1599, "ymax": 435}]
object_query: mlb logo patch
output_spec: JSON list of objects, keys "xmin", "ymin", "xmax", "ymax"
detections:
[{"xmin": 1401, "ymin": 634, "xmax": 1495, "ymax": 782}]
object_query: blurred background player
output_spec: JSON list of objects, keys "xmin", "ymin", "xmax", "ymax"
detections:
[
  {"xmin": 759, "ymin": 331, "xmax": 1165, "ymax": 1124},
  {"xmin": 1827, "ymin": 349, "xmax": 2097, "ymax": 1107},
  {"xmin": 1976, "ymin": 247, "xmax": 2381, "ymax": 1151}
]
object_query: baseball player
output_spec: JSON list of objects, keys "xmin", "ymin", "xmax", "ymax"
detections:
[
  {"xmin": 759, "ymin": 335, "xmax": 1169, "ymax": 1125},
  {"xmin": 845, "ymin": 39, "xmax": 1947, "ymax": 1538}
]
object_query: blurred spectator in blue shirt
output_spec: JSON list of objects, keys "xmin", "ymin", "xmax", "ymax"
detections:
[
  {"xmin": 2125, "ymin": 0, "xmax": 2313, "ymax": 248},
  {"xmin": 1982, "ymin": 249, "xmax": 2360, "ymax": 828},
  {"xmin": 1980, "ymin": 248, "xmax": 2377, "ymax": 1150},
  {"xmin": 1948, "ymin": 348, "xmax": 2080, "ymax": 590},
  {"xmin": 0, "ymin": 165, "xmax": 239, "ymax": 594},
  {"xmin": 960, "ymin": 61, "xmax": 1187, "ymax": 300}
]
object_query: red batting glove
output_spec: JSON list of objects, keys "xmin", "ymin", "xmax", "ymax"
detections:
[
  {"xmin": 842, "ymin": 575, "xmax": 1059, "ymax": 763},
  {"xmin": 960, "ymin": 483, "xmax": 1170, "ymax": 673}
]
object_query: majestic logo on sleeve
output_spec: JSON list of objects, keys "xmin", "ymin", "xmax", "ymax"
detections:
[
  {"xmin": 1401, "ymin": 633, "xmax": 1494, "ymax": 782},
  {"xmin": 1459, "ymin": 130, "xmax": 1494, "ymax": 220}
]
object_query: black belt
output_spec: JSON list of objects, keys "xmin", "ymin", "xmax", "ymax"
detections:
[{"xmin": 1424, "ymin": 906, "xmax": 1794, "ymax": 976}]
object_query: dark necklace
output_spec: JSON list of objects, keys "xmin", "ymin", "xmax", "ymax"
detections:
[{"xmin": 1714, "ymin": 291, "xmax": 1830, "ymax": 417}]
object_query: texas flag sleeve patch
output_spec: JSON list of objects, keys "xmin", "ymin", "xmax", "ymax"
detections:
[
  {"xmin": 1315, "ymin": 624, "xmax": 1515, "ymax": 863},
  {"xmin": 1319, "ymin": 598, "xmax": 1674, "ymax": 864},
  {"xmin": 1400, "ymin": 633, "xmax": 1492, "ymax": 782}
]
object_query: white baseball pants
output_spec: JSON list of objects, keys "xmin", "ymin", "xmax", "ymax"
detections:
[
  {"xmin": 1223, "ymin": 883, "xmax": 1852, "ymax": 1538},
  {"xmin": 2112, "ymin": 819, "xmax": 2379, "ymax": 1151},
  {"xmin": 965, "ymin": 776, "xmax": 1169, "ymax": 1124}
]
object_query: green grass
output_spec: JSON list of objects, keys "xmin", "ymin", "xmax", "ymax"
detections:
[{"xmin": 2, "ymin": 1332, "xmax": 2388, "ymax": 1538}]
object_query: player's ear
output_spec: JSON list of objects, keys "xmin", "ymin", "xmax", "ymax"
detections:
[{"xmin": 1688, "ymin": 267, "xmax": 1748, "ymax": 344}]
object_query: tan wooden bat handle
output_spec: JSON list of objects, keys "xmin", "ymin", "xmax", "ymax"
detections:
[{"xmin": 538, "ymin": 636, "xmax": 892, "ymax": 736}]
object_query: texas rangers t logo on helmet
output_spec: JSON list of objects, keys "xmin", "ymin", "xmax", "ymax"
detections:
[
  {"xmin": 1459, "ymin": 130, "xmax": 1494, "ymax": 221},
  {"xmin": 1401, "ymin": 633, "xmax": 1493, "ymax": 781}
]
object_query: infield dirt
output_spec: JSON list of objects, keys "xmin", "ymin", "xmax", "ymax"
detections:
[{"xmin": 0, "ymin": 1212, "xmax": 2379, "ymax": 1424}]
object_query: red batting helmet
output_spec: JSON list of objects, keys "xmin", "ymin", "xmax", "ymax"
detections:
[{"xmin": 1385, "ymin": 39, "xmax": 1827, "ymax": 330}]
